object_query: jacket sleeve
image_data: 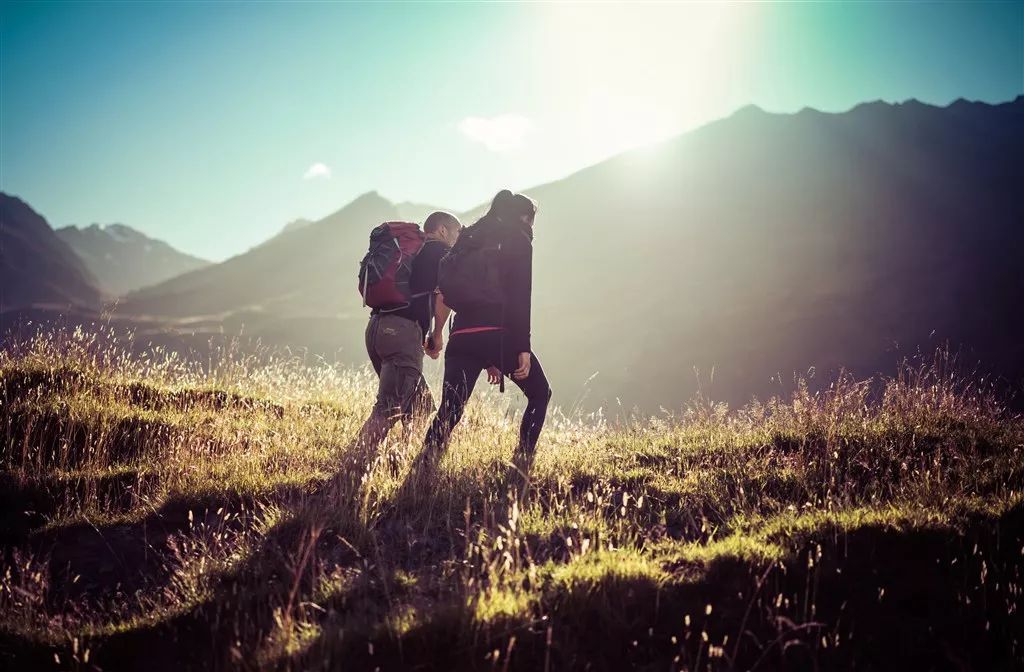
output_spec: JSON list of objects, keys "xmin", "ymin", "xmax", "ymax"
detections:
[{"xmin": 502, "ymin": 230, "xmax": 533, "ymax": 354}]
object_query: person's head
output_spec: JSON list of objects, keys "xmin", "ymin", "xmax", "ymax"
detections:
[
  {"xmin": 423, "ymin": 211, "xmax": 462, "ymax": 245},
  {"xmin": 486, "ymin": 189, "xmax": 537, "ymax": 227}
]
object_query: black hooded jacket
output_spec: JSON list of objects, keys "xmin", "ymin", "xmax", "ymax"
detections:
[{"xmin": 449, "ymin": 217, "xmax": 534, "ymax": 354}]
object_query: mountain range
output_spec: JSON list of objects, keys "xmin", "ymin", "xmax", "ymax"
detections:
[
  {"xmin": 56, "ymin": 223, "xmax": 211, "ymax": 295},
  {"xmin": 0, "ymin": 193, "xmax": 102, "ymax": 310},
  {"xmin": 3, "ymin": 96, "xmax": 1022, "ymax": 411}
]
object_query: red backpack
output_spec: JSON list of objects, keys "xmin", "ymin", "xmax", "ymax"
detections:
[{"xmin": 357, "ymin": 221, "xmax": 426, "ymax": 309}]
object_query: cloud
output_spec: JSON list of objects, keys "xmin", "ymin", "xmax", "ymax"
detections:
[
  {"xmin": 303, "ymin": 162, "xmax": 331, "ymax": 180},
  {"xmin": 457, "ymin": 114, "xmax": 533, "ymax": 152}
]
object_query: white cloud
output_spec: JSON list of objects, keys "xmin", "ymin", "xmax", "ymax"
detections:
[
  {"xmin": 303, "ymin": 162, "xmax": 331, "ymax": 180},
  {"xmin": 457, "ymin": 114, "xmax": 533, "ymax": 152}
]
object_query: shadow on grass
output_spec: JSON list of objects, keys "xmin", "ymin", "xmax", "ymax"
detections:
[
  {"xmin": 3, "ymin": 466, "xmax": 1022, "ymax": 672},
  {"xmin": 282, "ymin": 502, "xmax": 1024, "ymax": 672},
  {"xmin": 0, "ymin": 463, "xmax": 524, "ymax": 671},
  {"xmin": 0, "ymin": 469, "xmax": 160, "ymax": 546},
  {"xmin": 2, "ymin": 405, "xmax": 177, "ymax": 471},
  {"xmin": 3, "ymin": 484, "xmax": 304, "ymax": 617}
]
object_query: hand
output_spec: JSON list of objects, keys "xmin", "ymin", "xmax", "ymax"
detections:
[
  {"xmin": 424, "ymin": 331, "xmax": 443, "ymax": 359},
  {"xmin": 486, "ymin": 366, "xmax": 502, "ymax": 385},
  {"xmin": 512, "ymin": 352, "xmax": 531, "ymax": 380}
]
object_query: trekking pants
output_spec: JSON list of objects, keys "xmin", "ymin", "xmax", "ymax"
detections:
[
  {"xmin": 422, "ymin": 330, "xmax": 552, "ymax": 466},
  {"xmin": 356, "ymin": 314, "xmax": 433, "ymax": 454}
]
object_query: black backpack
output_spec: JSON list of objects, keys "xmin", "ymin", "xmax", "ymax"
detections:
[{"xmin": 437, "ymin": 223, "xmax": 504, "ymax": 312}]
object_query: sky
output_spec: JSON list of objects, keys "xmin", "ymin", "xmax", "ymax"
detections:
[{"xmin": 1, "ymin": 1, "xmax": 1022, "ymax": 261}]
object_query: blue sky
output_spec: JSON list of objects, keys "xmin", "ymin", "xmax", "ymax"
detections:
[{"xmin": 2, "ymin": 1, "xmax": 1021, "ymax": 261}]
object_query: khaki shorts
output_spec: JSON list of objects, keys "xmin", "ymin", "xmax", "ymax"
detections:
[{"xmin": 365, "ymin": 313, "xmax": 428, "ymax": 419}]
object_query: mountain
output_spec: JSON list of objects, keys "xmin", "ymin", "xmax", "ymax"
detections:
[
  {"xmin": 395, "ymin": 201, "xmax": 450, "ymax": 224},
  {"xmin": 267, "ymin": 200, "xmax": 444, "ymax": 242},
  {"xmin": 278, "ymin": 218, "xmax": 313, "ymax": 235},
  {"xmin": 504, "ymin": 96, "xmax": 1024, "ymax": 410},
  {"xmin": 56, "ymin": 223, "xmax": 211, "ymax": 295},
  {"xmin": 121, "ymin": 191, "xmax": 395, "ymax": 319},
  {"xmin": 27, "ymin": 97, "xmax": 1024, "ymax": 411},
  {"xmin": 0, "ymin": 193, "xmax": 102, "ymax": 310}
]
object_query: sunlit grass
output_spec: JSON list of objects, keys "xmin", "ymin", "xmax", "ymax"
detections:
[{"xmin": 1, "ymin": 326, "xmax": 1021, "ymax": 670}]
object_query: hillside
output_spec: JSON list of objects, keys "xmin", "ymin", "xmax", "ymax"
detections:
[
  {"xmin": 0, "ymin": 193, "xmax": 103, "ymax": 310},
  {"xmin": 9, "ymin": 97, "xmax": 1024, "ymax": 412},
  {"xmin": 506, "ymin": 96, "xmax": 1024, "ymax": 410},
  {"xmin": 56, "ymin": 223, "xmax": 211, "ymax": 296},
  {"xmin": 0, "ymin": 331, "xmax": 1021, "ymax": 670},
  {"xmin": 112, "ymin": 98, "xmax": 1024, "ymax": 411},
  {"xmin": 120, "ymin": 191, "xmax": 396, "ymax": 319}
]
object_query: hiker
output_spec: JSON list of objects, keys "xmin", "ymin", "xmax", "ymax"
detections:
[
  {"xmin": 419, "ymin": 190, "xmax": 551, "ymax": 480},
  {"xmin": 355, "ymin": 211, "xmax": 462, "ymax": 457}
]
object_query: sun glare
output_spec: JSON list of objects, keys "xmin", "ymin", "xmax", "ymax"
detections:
[{"xmin": 535, "ymin": 2, "xmax": 759, "ymax": 155}]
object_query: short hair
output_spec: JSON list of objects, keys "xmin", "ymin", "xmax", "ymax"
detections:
[{"xmin": 423, "ymin": 211, "xmax": 460, "ymax": 234}]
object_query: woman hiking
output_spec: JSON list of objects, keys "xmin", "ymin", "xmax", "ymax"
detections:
[{"xmin": 418, "ymin": 189, "xmax": 552, "ymax": 483}]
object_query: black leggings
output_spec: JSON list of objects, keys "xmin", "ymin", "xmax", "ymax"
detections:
[{"xmin": 423, "ymin": 331, "xmax": 552, "ymax": 462}]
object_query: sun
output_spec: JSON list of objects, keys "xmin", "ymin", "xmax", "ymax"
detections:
[{"xmin": 533, "ymin": 2, "xmax": 760, "ymax": 155}]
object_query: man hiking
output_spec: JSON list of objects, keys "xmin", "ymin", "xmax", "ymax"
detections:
[
  {"xmin": 355, "ymin": 211, "xmax": 462, "ymax": 457},
  {"xmin": 417, "ymin": 190, "xmax": 551, "ymax": 485}
]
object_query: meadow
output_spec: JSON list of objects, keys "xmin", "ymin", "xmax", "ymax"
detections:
[{"xmin": 1, "ymin": 328, "xmax": 1021, "ymax": 671}]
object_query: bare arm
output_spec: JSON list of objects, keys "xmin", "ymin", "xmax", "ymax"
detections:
[
  {"xmin": 425, "ymin": 290, "xmax": 451, "ymax": 358},
  {"xmin": 432, "ymin": 290, "xmax": 451, "ymax": 337}
]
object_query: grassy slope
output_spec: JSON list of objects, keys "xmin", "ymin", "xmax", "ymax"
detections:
[{"xmin": 1, "ymin": 329, "xmax": 1022, "ymax": 671}]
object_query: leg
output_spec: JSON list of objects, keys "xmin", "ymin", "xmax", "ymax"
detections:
[
  {"xmin": 391, "ymin": 321, "xmax": 427, "ymax": 425},
  {"xmin": 390, "ymin": 352, "xmax": 481, "ymax": 508},
  {"xmin": 507, "ymin": 352, "xmax": 552, "ymax": 466},
  {"xmin": 355, "ymin": 359, "xmax": 418, "ymax": 461},
  {"xmin": 405, "ymin": 373, "xmax": 435, "ymax": 423},
  {"xmin": 398, "ymin": 373, "xmax": 436, "ymax": 447},
  {"xmin": 419, "ymin": 352, "xmax": 483, "ymax": 471},
  {"xmin": 355, "ymin": 316, "xmax": 424, "ymax": 463},
  {"xmin": 352, "ymin": 315, "xmax": 389, "ymax": 467}
]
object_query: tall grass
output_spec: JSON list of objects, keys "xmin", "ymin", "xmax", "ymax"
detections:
[{"xmin": 1, "ymin": 327, "xmax": 1021, "ymax": 671}]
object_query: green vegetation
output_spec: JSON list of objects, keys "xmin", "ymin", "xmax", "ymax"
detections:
[{"xmin": 1, "ymin": 328, "xmax": 1022, "ymax": 670}]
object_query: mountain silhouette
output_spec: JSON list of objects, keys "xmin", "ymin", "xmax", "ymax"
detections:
[
  {"xmin": 120, "ymin": 191, "xmax": 396, "ymax": 319},
  {"xmin": 281, "ymin": 218, "xmax": 314, "ymax": 234},
  {"xmin": 395, "ymin": 201, "xmax": 450, "ymax": 224},
  {"xmin": 56, "ymin": 223, "xmax": 211, "ymax": 296},
  {"xmin": 6, "ymin": 97, "xmax": 1023, "ymax": 410},
  {"xmin": 0, "ymin": 193, "xmax": 102, "ymax": 310},
  {"xmin": 503, "ymin": 96, "xmax": 1023, "ymax": 408}
]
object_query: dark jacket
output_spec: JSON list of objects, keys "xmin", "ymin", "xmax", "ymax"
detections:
[{"xmin": 450, "ymin": 217, "xmax": 533, "ymax": 354}]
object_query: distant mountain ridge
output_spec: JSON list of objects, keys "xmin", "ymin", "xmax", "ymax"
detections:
[
  {"xmin": 0, "ymin": 193, "xmax": 102, "ymax": 310},
  {"xmin": 270, "ymin": 202, "xmax": 447, "ymax": 241},
  {"xmin": 279, "ymin": 218, "xmax": 313, "ymax": 235},
  {"xmin": 57, "ymin": 223, "xmax": 211, "ymax": 295},
  {"xmin": 4, "ymin": 96, "xmax": 1022, "ymax": 410},
  {"xmin": 395, "ymin": 201, "xmax": 450, "ymax": 224},
  {"xmin": 120, "ymin": 191, "xmax": 397, "ymax": 319},
  {"xmin": 499, "ymin": 95, "xmax": 1024, "ymax": 408}
]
